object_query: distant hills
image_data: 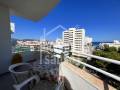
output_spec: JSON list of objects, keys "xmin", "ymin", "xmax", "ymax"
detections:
[{"xmin": 11, "ymin": 38, "xmax": 113, "ymax": 47}]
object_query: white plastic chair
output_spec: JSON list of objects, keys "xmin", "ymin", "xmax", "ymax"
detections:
[
  {"xmin": 13, "ymin": 75, "xmax": 64, "ymax": 90},
  {"xmin": 9, "ymin": 63, "xmax": 33, "ymax": 84},
  {"xmin": 13, "ymin": 75, "xmax": 40, "ymax": 90}
]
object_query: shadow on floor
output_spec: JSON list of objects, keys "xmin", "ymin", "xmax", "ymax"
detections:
[{"xmin": 0, "ymin": 73, "xmax": 14, "ymax": 90}]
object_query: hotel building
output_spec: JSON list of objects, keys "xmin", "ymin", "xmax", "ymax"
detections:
[{"xmin": 63, "ymin": 28, "xmax": 85, "ymax": 56}]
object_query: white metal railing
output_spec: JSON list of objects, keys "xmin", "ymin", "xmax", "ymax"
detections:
[
  {"xmin": 66, "ymin": 56, "xmax": 120, "ymax": 82},
  {"xmin": 81, "ymin": 53, "xmax": 120, "ymax": 65}
]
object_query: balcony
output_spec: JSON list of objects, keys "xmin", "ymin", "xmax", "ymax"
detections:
[
  {"xmin": 0, "ymin": 49, "xmax": 120, "ymax": 90},
  {"xmin": 0, "ymin": 0, "xmax": 120, "ymax": 90}
]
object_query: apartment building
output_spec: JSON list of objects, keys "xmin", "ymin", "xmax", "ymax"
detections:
[
  {"xmin": 53, "ymin": 38, "xmax": 70, "ymax": 58},
  {"xmin": 63, "ymin": 28, "xmax": 85, "ymax": 56}
]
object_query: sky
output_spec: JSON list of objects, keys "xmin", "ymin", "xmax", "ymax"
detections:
[{"xmin": 11, "ymin": 0, "xmax": 120, "ymax": 42}]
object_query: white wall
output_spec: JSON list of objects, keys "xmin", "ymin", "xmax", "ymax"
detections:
[{"xmin": 0, "ymin": 5, "xmax": 11, "ymax": 74}]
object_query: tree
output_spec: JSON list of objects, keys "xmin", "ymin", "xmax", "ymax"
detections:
[
  {"xmin": 118, "ymin": 47, "xmax": 120, "ymax": 53},
  {"xmin": 108, "ymin": 47, "xmax": 117, "ymax": 52},
  {"xmin": 91, "ymin": 47, "xmax": 120, "ymax": 89},
  {"xmin": 104, "ymin": 44, "xmax": 109, "ymax": 51},
  {"xmin": 93, "ymin": 51, "xmax": 108, "ymax": 70},
  {"xmin": 104, "ymin": 45, "xmax": 117, "ymax": 52}
]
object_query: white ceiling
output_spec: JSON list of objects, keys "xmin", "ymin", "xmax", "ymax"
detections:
[{"xmin": 0, "ymin": 0, "xmax": 59, "ymax": 21}]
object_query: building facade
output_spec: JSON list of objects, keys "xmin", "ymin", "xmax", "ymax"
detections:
[
  {"xmin": 84, "ymin": 37, "xmax": 93, "ymax": 54},
  {"xmin": 63, "ymin": 28, "xmax": 85, "ymax": 56}
]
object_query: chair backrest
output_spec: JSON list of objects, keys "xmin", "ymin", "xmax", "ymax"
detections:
[
  {"xmin": 9, "ymin": 63, "xmax": 33, "ymax": 84},
  {"xmin": 13, "ymin": 75, "xmax": 40, "ymax": 90}
]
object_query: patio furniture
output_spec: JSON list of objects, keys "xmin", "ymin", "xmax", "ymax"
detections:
[
  {"xmin": 13, "ymin": 75, "xmax": 64, "ymax": 90},
  {"xmin": 13, "ymin": 75, "xmax": 40, "ymax": 90},
  {"xmin": 9, "ymin": 63, "xmax": 33, "ymax": 84}
]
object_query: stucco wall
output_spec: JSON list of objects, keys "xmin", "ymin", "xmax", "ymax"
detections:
[{"xmin": 0, "ymin": 5, "xmax": 11, "ymax": 74}]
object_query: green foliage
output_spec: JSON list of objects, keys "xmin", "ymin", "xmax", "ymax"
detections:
[
  {"xmin": 93, "ymin": 50, "xmax": 120, "ymax": 75},
  {"xmin": 104, "ymin": 44, "xmax": 117, "ymax": 52},
  {"xmin": 11, "ymin": 53, "xmax": 23, "ymax": 64},
  {"xmin": 91, "ymin": 48, "xmax": 120, "ymax": 89},
  {"xmin": 104, "ymin": 44, "xmax": 109, "ymax": 51},
  {"xmin": 93, "ymin": 50, "xmax": 106, "ymax": 57},
  {"xmin": 107, "ymin": 52, "xmax": 120, "ymax": 60},
  {"xmin": 108, "ymin": 47, "xmax": 117, "ymax": 52},
  {"xmin": 95, "ymin": 60, "xmax": 108, "ymax": 70},
  {"xmin": 93, "ymin": 50, "xmax": 120, "ymax": 61},
  {"xmin": 79, "ymin": 64, "xmax": 84, "ymax": 69}
]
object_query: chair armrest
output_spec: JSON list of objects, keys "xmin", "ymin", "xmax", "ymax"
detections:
[
  {"xmin": 55, "ymin": 81, "xmax": 64, "ymax": 90},
  {"xmin": 13, "ymin": 75, "xmax": 40, "ymax": 90}
]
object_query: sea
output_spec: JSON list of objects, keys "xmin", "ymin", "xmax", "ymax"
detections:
[
  {"xmin": 92, "ymin": 42, "xmax": 112, "ymax": 47},
  {"xmin": 92, "ymin": 42, "xmax": 101, "ymax": 47}
]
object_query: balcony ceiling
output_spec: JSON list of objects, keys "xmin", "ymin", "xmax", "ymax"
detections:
[{"xmin": 0, "ymin": 0, "xmax": 59, "ymax": 21}]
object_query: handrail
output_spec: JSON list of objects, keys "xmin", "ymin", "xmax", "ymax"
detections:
[
  {"xmin": 67, "ymin": 57, "xmax": 120, "ymax": 82},
  {"xmin": 81, "ymin": 53, "xmax": 120, "ymax": 65}
]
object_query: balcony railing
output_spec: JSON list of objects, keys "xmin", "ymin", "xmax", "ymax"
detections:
[
  {"xmin": 66, "ymin": 56, "xmax": 120, "ymax": 82},
  {"xmin": 58, "ymin": 53, "xmax": 119, "ymax": 90}
]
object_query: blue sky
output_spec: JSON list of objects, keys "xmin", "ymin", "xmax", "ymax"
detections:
[{"xmin": 11, "ymin": 0, "xmax": 120, "ymax": 42}]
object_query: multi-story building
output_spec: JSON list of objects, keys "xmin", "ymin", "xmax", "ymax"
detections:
[
  {"xmin": 53, "ymin": 38, "xmax": 70, "ymax": 58},
  {"xmin": 63, "ymin": 28, "xmax": 85, "ymax": 56},
  {"xmin": 84, "ymin": 36, "xmax": 93, "ymax": 54}
]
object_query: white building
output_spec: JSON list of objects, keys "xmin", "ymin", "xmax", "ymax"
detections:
[
  {"xmin": 53, "ymin": 44, "xmax": 70, "ymax": 58},
  {"xmin": 55, "ymin": 38, "xmax": 63, "ymax": 45},
  {"xmin": 85, "ymin": 37, "xmax": 93, "ymax": 45},
  {"xmin": 99, "ymin": 40, "xmax": 120, "ymax": 49},
  {"xmin": 17, "ymin": 40, "xmax": 40, "ymax": 46},
  {"xmin": 84, "ymin": 37, "xmax": 93, "ymax": 54},
  {"xmin": 63, "ymin": 28, "xmax": 85, "ymax": 56}
]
